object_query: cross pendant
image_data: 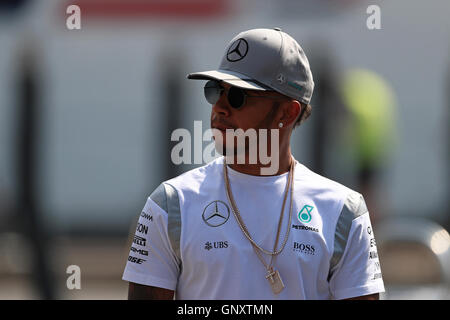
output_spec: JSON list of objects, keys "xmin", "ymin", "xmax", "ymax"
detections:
[
  {"xmin": 265, "ymin": 268, "xmax": 285, "ymax": 294},
  {"xmin": 265, "ymin": 269, "xmax": 276, "ymax": 283}
]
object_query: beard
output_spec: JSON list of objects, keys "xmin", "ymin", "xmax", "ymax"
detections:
[
  {"xmin": 213, "ymin": 128, "xmax": 266, "ymax": 165},
  {"xmin": 210, "ymin": 102, "xmax": 279, "ymax": 164}
]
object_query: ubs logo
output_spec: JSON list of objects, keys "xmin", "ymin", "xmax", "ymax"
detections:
[
  {"xmin": 204, "ymin": 241, "xmax": 229, "ymax": 250},
  {"xmin": 202, "ymin": 200, "xmax": 230, "ymax": 227}
]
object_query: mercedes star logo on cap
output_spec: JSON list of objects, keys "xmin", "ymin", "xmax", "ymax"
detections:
[
  {"xmin": 202, "ymin": 200, "xmax": 230, "ymax": 227},
  {"xmin": 226, "ymin": 38, "xmax": 248, "ymax": 62}
]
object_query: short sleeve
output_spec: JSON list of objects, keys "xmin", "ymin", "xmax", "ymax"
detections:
[
  {"xmin": 329, "ymin": 193, "xmax": 385, "ymax": 299},
  {"xmin": 122, "ymin": 185, "xmax": 181, "ymax": 291}
]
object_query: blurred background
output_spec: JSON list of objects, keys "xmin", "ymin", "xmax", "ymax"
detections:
[{"xmin": 0, "ymin": 0, "xmax": 449, "ymax": 299}]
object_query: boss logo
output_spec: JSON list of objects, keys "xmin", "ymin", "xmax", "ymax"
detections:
[{"xmin": 293, "ymin": 242, "xmax": 316, "ymax": 255}]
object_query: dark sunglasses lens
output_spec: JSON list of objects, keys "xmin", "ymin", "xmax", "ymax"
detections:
[
  {"xmin": 204, "ymin": 80, "xmax": 222, "ymax": 105},
  {"xmin": 228, "ymin": 86, "xmax": 245, "ymax": 109}
]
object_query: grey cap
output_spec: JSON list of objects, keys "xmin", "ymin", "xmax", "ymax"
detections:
[{"xmin": 187, "ymin": 28, "xmax": 314, "ymax": 105}]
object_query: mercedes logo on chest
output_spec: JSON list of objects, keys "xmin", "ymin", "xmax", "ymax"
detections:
[
  {"xmin": 226, "ymin": 38, "xmax": 249, "ymax": 62},
  {"xmin": 202, "ymin": 200, "xmax": 230, "ymax": 227}
]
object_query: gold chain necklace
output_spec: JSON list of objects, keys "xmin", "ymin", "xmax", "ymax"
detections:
[{"xmin": 223, "ymin": 157, "xmax": 295, "ymax": 294}]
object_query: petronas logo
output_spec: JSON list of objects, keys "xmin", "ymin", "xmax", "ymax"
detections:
[{"xmin": 298, "ymin": 205, "xmax": 314, "ymax": 223}]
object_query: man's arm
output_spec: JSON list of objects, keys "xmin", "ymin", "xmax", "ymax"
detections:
[
  {"xmin": 128, "ymin": 282, "xmax": 175, "ymax": 300},
  {"xmin": 344, "ymin": 293, "xmax": 379, "ymax": 300}
]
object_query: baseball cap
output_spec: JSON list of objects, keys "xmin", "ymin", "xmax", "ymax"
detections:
[{"xmin": 187, "ymin": 28, "xmax": 314, "ymax": 105}]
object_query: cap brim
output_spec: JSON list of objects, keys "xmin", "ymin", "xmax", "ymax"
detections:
[{"xmin": 187, "ymin": 69, "xmax": 271, "ymax": 91}]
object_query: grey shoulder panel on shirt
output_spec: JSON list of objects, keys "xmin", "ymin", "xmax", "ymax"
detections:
[
  {"xmin": 149, "ymin": 183, "xmax": 182, "ymax": 261},
  {"xmin": 150, "ymin": 183, "xmax": 168, "ymax": 212},
  {"xmin": 328, "ymin": 192, "xmax": 368, "ymax": 280}
]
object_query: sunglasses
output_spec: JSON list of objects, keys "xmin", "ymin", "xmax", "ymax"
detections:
[{"xmin": 204, "ymin": 80, "xmax": 284, "ymax": 110}]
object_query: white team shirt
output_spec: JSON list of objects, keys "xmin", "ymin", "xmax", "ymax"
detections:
[{"xmin": 122, "ymin": 157, "xmax": 385, "ymax": 299}]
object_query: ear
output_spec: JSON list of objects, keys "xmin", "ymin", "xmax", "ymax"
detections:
[{"xmin": 279, "ymin": 100, "xmax": 301, "ymax": 127}]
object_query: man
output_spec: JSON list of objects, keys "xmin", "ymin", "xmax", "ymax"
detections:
[{"xmin": 122, "ymin": 28, "xmax": 385, "ymax": 300}]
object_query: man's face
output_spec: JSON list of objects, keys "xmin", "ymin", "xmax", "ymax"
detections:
[{"xmin": 210, "ymin": 82, "xmax": 284, "ymax": 158}]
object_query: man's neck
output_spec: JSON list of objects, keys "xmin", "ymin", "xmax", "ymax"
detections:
[{"xmin": 226, "ymin": 151, "xmax": 293, "ymax": 176}]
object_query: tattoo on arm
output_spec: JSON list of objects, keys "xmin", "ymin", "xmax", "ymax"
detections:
[{"xmin": 128, "ymin": 282, "xmax": 174, "ymax": 300}]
